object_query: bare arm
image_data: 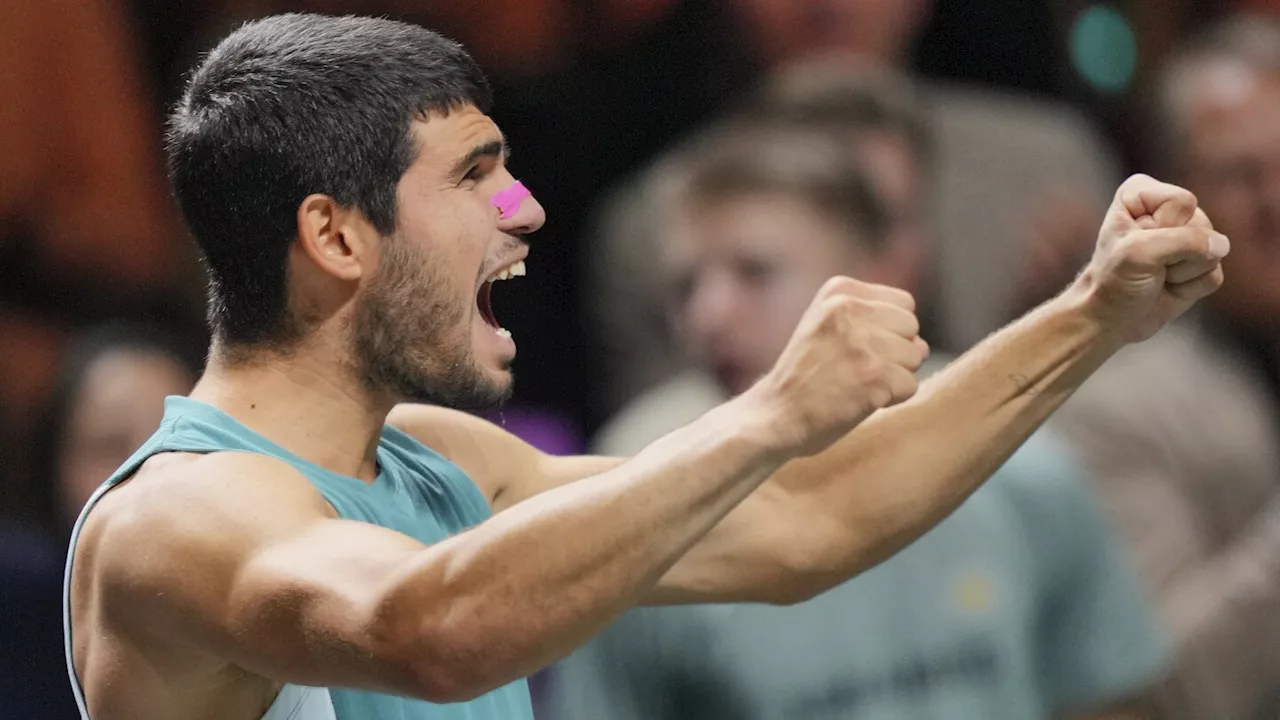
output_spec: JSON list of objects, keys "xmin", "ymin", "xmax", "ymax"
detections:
[
  {"xmin": 405, "ymin": 293, "xmax": 1126, "ymax": 605},
  {"xmin": 102, "ymin": 398, "xmax": 782, "ymax": 704},
  {"xmin": 652, "ymin": 290, "xmax": 1118, "ymax": 603},
  {"xmin": 100, "ymin": 279, "xmax": 924, "ymax": 704},
  {"xmin": 419, "ymin": 176, "xmax": 1228, "ymax": 607},
  {"xmin": 654, "ymin": 176, "xmax": 1228, "ymax": 604}
]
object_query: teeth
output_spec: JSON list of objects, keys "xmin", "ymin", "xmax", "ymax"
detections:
[
  {"xmin": 487, "ymin": 261, "xmax": 526, "ymax": 283},
  {"xmin": 495, "ymin": 328, "xmax": 512, "ymax": 339}
]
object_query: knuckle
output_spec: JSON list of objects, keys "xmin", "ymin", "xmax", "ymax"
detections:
[
  {"xmin": 817, "ymin": 275, "xmax": 857, "ymax": 299},
  {"xmin": 864, "ymin": 375, "xmax": 894, "ymax": 410},
  {"xmin": 1121, "ymin": 173, "xmax": 1153, "ymax": 191}
]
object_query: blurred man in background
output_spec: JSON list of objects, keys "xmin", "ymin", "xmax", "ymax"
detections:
[
  {"xmin": 0, "ymin": 321, "xmax": 200, "ymax": 720},
  {"xmin": 589, "ymin": 0, "xmax": 1120, "ymax": 417},
  {"xmin": 1052, "ymin": 12, "xmax": 1280, "ymax": 720},
  {"xmin": 553, "ymin": 95, "xmax": 1167, "ymax": 719},
  {"xmin": 594, "ymin": 66, "xmax": 932, "ymax": 452}
]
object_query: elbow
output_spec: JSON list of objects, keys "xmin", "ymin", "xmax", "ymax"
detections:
[
  {"xmin": 368, "ymin": 601, "xmax": 499, "ymax": 703},
  {"xmin": 405, "ymin": 661, "xmax": 487, "ymax": 705},
  {"xmin": 762, "ymin": 518, "xmax": 860, "ymax": 606},
  {"xmin": 403, "ymin": 626, "xmax": 504, "ymax": 704}
]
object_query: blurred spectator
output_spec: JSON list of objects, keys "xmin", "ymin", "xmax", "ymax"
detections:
[
  {"xmin": 594, "ymin": 66, "xmax": 934, "ymax": 452},
  {"xmin": 0, "ymin": 320, "xmax": 202, "ymax": 719},
  {"xmin": 1051, "ymin": 12, "xmax": 1280, "ymax": 720},
  {"xmin": 725, "ymin": 0, "xmax": 1121, "ymax": 338},
  {"xmin": 552, "ymin": 112, "xmax": 1166, "ymax": 720},
  {"xmin": 588, "ymin": 0, "xmax": 1121, "ymax": 417},
  {"xmin": 29, "ymin": 321, "xmax": 204, "ymax": 538}
]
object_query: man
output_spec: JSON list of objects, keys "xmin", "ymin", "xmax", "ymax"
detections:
[
  {"xmin": 593, "ymin": 65, "xmax": 936, "ymax": 448},
  {"xmin": 593, "ymin": 66, "xmax": 935, "ymax": 454},
  {"xmin": 1051, "ymin": 13, "xmax": 1280, "ymax": 719},
  {"xmin": 65, "ymin": 12, "xmax": 1224, "ymax": 720},
  {"xmin": 589, "ymin": 0, "xmax": 1119, "ymax": 414},
  {"xmin": 563, "ymin": 109, "xmax": 1165, "ymax": 720}
]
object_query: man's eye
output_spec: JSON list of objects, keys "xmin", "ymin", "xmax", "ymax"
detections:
[{"xmin": 463, "ymin": 166, "xmax": 482, "ymax": 182}]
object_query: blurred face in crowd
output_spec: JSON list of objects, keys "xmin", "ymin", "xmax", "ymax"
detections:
[
  {"xmin": 856, "ymin": 128, "xmax": 928, "ymax": 254},
  {"xmin": 1180, "ymin": 62, "xmax": 1280, "ymax": 334},
  {"xmin": 730, "ymin": 0, "xmax": 931, "ymax": 69},
  {"xmin": 57, "ymin": 350, "xmax": 195, "ymax": 526},
  {"xmin": 664, "ymin": 192, "xmax": 903, "ymax": 397}
]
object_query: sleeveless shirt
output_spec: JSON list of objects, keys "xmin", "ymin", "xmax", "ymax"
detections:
[{"xmin": 63, "ymin": 396, "xmax": 535, "ymax": 720}]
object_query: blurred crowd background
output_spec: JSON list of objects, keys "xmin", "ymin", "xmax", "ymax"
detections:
[{"xmin": 4, "ymin": 0, "xmax": 1280, "ymax": 718}]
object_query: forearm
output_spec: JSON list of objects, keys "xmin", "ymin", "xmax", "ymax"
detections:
[
  {"xmin": 381, "ymin": 394, "xmax": 786, "ymax": 701},
  {"xmin": 779, "ymin": 288, "xmax": 1125, "ymax": 593}
]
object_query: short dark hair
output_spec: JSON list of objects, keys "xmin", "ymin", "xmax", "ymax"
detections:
[
  {"xmin": 674, "ymin": 121, "xmax": 889, "ymax": 251},
  {"xmin": 166, "ymin": 13, "xmax": 492, "ymax": 351},
  {"xmin": 748, "ymin": 61, "xmax": 933, "ymax": 172}
]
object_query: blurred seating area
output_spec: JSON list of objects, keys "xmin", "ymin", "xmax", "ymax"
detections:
[{"xmin": 3, "ymin": 0, "xmax": 1280, "ymax": 718}]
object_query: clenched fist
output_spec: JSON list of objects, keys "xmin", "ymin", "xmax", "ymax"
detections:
[
  {"xmin": 1075, "ymin": 174, "xmax": 1229, "ymax": 342},
  {"xmin": 746, "ymin": 277, "xmax": 929, "ymax": 458}
]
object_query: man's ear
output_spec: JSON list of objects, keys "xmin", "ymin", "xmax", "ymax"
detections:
[{"xmin": 295, "ymin": 194, "xmax": 376, "ymax": 281}]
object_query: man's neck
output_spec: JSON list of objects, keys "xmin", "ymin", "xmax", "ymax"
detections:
[{"xmin": 189, "ymin": 349, "xmax": 391, "ymax": 483}]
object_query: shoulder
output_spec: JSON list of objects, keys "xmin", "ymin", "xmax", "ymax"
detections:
[
  {"xmin": 923, "ymin": 81, "xmax": 1118, "ymax": 190},
  {"xmin": 80, "ymin": 451, "xmax": 334, "ymax": 593},
  {"xmin": 387, "ymin": 404, "xmax": 542, "ymax": 503},
  {"xmin": 1058, "ymin": 321, "xmax": 1278, "ymax": 456},
  {"xmin": 924, "ymin": 81, "xmax": 1107, "ymax": 145},
  {"xmin": 72, "ymin": 452, "xmax": 336, "ymax": 658}
]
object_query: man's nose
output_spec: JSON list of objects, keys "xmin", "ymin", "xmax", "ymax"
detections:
[{"xmin": 494, "ymin": 179, "xmax": 546, "ymax": 235}]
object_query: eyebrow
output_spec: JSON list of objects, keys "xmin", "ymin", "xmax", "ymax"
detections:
[{"xmin": 450, "ymin": 138, "xmax": 511, "ymax": 179}]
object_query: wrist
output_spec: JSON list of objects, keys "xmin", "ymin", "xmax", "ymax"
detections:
[
  {"xmin": 1049, "ymin": 277, "xmax": 1130, "ymax": 358},
  {"xmin": 719, "ymin": 379, "xmax": 801, "ymax": 465}
]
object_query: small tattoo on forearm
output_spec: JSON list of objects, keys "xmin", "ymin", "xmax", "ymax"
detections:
[{"xmin": 1008, "ymin": 373, "xmax": 1039, "ymax": 395}]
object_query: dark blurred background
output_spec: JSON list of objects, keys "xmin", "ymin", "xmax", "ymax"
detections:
[{"xmin": 5, "ymin": 0, "xmax": 1280, "ymax": 718}]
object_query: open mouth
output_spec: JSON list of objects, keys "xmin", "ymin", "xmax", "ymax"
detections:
[{"xmin": 476, "ymin": 259, "xmax": 527, "ymax": 331}]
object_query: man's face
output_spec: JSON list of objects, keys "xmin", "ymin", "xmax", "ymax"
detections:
[
  {"xmin": 1181, "ymin": 62, "xmax": 1280, "ymax": 334},
  {"xmin": 664, "ymin": 192, "xmax": 875, "ymax": 396},
  {"xmin": 730, "ymin": 0, "xmax": 930, "ymax": 68},
  {"xmin": 352, "ymin": 105, "xmax": 544, "ymax": 410}
]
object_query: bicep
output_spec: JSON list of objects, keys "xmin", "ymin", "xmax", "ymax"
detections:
[{"xmin": 215, "ymin": 519, "xmax": 426, "ymax": 690}]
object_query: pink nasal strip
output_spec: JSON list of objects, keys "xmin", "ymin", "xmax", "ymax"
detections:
[{"xmin": 491, "ymin": 181, "xmax": 532, "ymax": 219}]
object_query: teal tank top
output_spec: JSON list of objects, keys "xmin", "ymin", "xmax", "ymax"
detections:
[{"xmin": 63, "ymin": 396, "xmax": 535, "ymax": 720}]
